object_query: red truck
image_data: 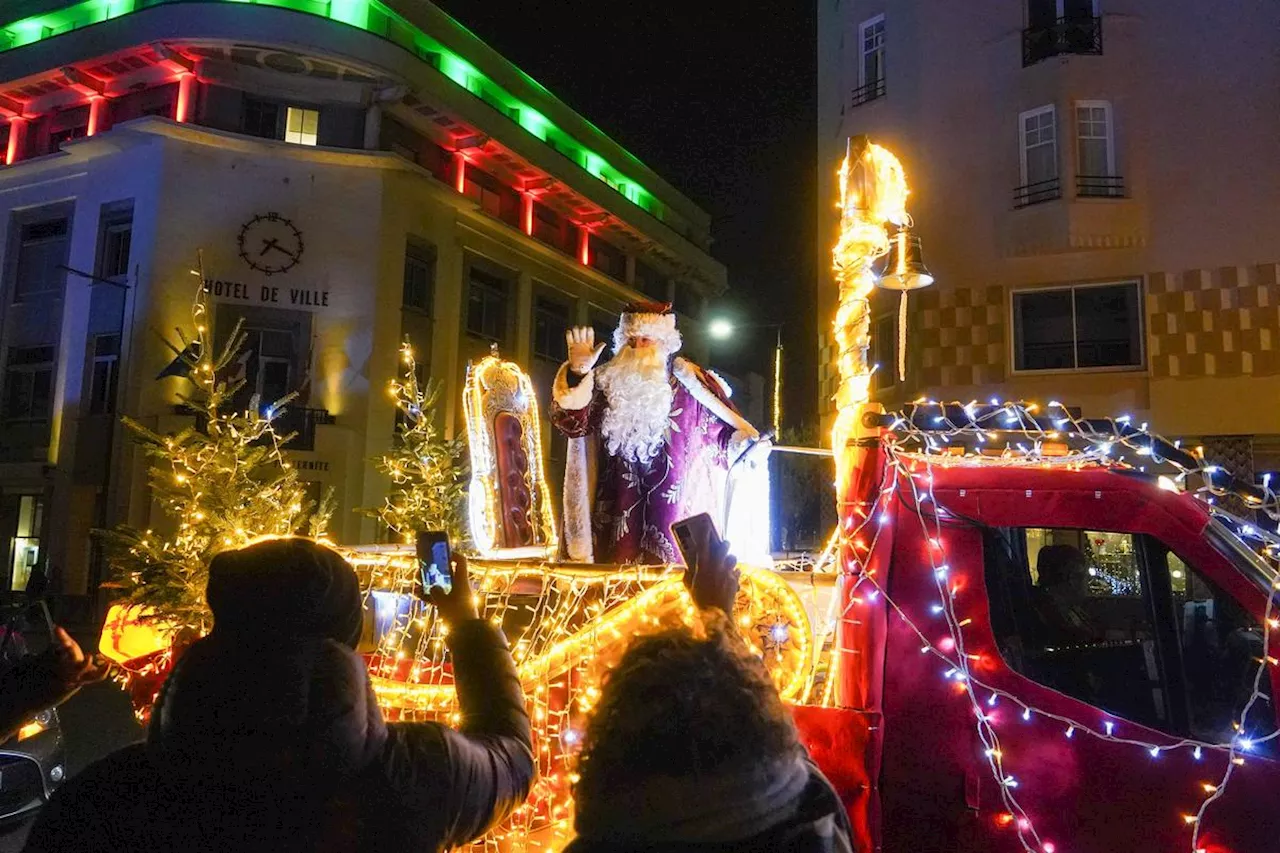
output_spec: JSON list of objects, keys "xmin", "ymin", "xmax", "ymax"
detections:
[{"xmin": 795, "ymin": 401, "xmax": 1280, "ymax": 853}]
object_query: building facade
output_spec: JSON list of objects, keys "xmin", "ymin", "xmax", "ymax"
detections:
[
  {"xmin": 0, "ymin": 0, "xmax": 725, "ymax": 603},
  {"xmin": 817, "ymin": 1, "xmax": 1280, "ymax": 478}
]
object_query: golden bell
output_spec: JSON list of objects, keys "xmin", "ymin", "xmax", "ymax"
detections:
[{"xmin": 873, "ymin": 227, "xmax": 935, "ymax": 291}]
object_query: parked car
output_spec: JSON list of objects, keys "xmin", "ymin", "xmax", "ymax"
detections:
[{"xmin": 0, "ymin": 599, "xmax": 67, "ymax": 826}]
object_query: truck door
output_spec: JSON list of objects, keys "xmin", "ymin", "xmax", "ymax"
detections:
[{"xmin": 974, "ymin": 521, "xmax": 1280, "ymax": 852}]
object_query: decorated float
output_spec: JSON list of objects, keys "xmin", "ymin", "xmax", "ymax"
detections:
[{"xmin": 100, "ymin": 139, "xmax": 1280, "ymax": 853}]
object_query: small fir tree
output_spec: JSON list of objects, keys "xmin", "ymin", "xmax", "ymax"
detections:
[
  {"xmin": 99, "ymin": 267, "xmax": 332, "ymax": 632},
  {"xmin": 365, "ymin": 341, "xmax": 468, "ymax": 544}
]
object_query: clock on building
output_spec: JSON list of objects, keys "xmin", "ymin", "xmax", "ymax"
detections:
[{"xmin": 237, "ymin": 212, "xmax": 304, "ymax": 276}]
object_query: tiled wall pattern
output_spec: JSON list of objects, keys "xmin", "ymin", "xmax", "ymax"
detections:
[
  {"xmin": 1147, "ymin": 263, "xmax": 1280, "ymax": 379},
  {"xmin": 913, "ymin": 285, "xmax": 1007, "ymax": 388}
]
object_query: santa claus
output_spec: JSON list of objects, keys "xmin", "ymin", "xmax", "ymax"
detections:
[{"xmin": 551, "ymin": 301, "xmax": 770, "ymax": 564}]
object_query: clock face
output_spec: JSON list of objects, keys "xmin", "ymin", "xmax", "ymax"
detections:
[{"xmin": 237, "ymin": 212, "xmax": 303, "ymax": 276}]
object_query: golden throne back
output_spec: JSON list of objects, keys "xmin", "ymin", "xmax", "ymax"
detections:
[{"xmin": 463, "ymin": 353, "xmax": 559, "ymax": 560}]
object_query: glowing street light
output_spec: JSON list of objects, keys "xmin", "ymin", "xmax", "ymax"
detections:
[
  {"xmin": 708, "ymin": 317, "xmax": 735, "ymax": 340},
  {"xmin": 706, "ymin": 317, "xmax": 783, "ymax": 436}
]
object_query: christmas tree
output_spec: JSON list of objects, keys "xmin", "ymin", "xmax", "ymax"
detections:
[
  {"xmin": 364, "ymin": 341, "xmax": 468, "ymax": 544},
  {"xmin": 99, "ymin": 268, "xmax": 332, "ymax": 633}
]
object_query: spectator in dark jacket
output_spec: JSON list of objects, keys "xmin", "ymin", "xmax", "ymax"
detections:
[
  {"xmin": 24, "ymin": 537, "xmax": 534, "ymax": 853},
  {"xmin": 565, "ymin": 536, "xmax": 853, "ymax": 853}
]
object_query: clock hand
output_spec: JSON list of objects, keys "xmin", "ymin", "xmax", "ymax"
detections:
[{"xmin": 260, "ymin": 237, "xmax": 282, "ymax": 257}]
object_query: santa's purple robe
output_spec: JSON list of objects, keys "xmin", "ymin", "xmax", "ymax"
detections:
[{"xmin": 551, "ymin": 358, "xmax": 749, "ymax": 564}]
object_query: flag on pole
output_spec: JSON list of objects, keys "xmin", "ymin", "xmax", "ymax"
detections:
[{"xmin": 156, "ymin": 343, "xmax": 199, "ymax": 380}]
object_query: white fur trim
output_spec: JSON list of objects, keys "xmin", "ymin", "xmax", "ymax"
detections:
[
  {"xmin": 563, "ymin": 435, "xmax": 597, "ymax": 562},
  {"xmin": 672, "ymin": 358, "xmax": 757, "ymax": 437},
  {"xmin": 705, "ymin": 369, "xmax": 733, "ymax": 398},
  {"xmin": 553, "ymin": 362, "xmax": 595, "ymax": 410},
  {"xmin": 613, "ymin": 314, "xmax": 682, "ymax": 355}
]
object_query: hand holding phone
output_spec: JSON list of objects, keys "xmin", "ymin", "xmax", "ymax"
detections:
[
  {"xmin": 416, "ymin": 531, "xmax": 453, "ymax": 595},
  {"xmin": 671, "ymin": 513, "xmax": 739, "ymax": 614},
  {"xmin": 415, "ymin": 531, "xmax": 477, "ymax": 626}
]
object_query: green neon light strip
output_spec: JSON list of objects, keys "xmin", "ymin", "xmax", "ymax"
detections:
[{"xmin": 0, "ymin": 0, "xmax": 662, "ymax": 219}]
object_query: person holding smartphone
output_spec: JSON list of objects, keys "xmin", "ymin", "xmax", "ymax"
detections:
[
  {"xmin": 24, "ymin": 536, "xmax": 534, "ymax": 853},
  {"xmin": 564, "ymin": 518, "xmax": 853, "ymax": 853}
]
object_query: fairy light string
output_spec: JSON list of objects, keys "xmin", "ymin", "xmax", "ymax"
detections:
[{"xmin": 829, "ymin": 398, "xmax": 1280, "ymax": 853}]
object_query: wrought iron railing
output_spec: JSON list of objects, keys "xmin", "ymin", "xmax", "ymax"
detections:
[
  {"xmin": 1013, "ymin": 177, "xmax": 1062, "ymax": 208},
  {"xmin": 850, "ymin": 78, "xmax": 886, "ymax": 108},
  {"xmin": 1076, "ymin": 174, "xmax": 1125, "ymax": 198},
  {"xmin": 1022, "ymin": 15, "xmax": 1103, "ymax": 66}
]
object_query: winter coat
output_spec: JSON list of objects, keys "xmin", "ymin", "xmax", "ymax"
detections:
[
  {"xmin": 563, "ymin": 759, "xmax": 854, "ymax": 853},
  {"xmin": 23, "ymin": 619, "xmax": 534, "ymax": 853}
]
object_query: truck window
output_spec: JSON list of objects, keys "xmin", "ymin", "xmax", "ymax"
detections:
[
  {"xmin": 984, "ymin": 527, "xmax": 1169, "ymax": 731},
  {"xmin": 1151, "ymin": 542, "xmax": 1276, "ymax": 754},
  {"xmin": 986, "ymin": 526, "xmax": 1278, "ymax": 753}
]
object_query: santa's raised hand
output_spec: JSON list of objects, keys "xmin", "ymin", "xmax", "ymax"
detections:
[{"xmin": 566, "ymin": 326, "xmax": 607, "ymax": 375}]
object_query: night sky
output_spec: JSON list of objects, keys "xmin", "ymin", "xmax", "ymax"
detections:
[{"xmin": 434, "ymin": 0, "xmax": 820, "ymax": 429}]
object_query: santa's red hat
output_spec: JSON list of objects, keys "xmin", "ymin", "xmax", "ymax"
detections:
[{"xmin": 616, "ymin": 301, "xmax": 680, "ymax": 353}]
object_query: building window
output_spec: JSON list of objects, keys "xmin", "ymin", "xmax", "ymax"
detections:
[
  {"xmin": 88, "ymin": 334, "xmax": 120, "ymax": 415},
  {"xmin": 1023, "ymin": 0, "xmax": 1102, "ymax": 66},
  {"xmin": 1015, "ymin": 105, "xmax": 1060, "ymax": 207},
  {"xmin": 466, "ymin": 266, "xmax": 509, "ymax": 343},
  {"xmin": 244, "ymin": 328, "xmax": 295, "ymax": 406},
  {"xmin": 12, "ymin": 219, "xmax": 69, "ymax": 302},
  {"xmin": 633, "ymin": 259, "xmax": 668, "ymax": 302},
  {"xmin": 242, "ymin": 98, "xmax": 281, "ymax": 140},
  {"xmin": 464, "ymin": 165, "xmax": 520, "ymax": 227},
  {"xmin": 1075, "ymin": 100, "xmax": 1123, "ymax": 197},
  {"xmin": 588, "ymin": 233, "xmax": 625, "ymax": 281},
  {"xmin": 6, "ymin": 495, "xmax": 42, "ymax": 592},
  {"xmin": 853, "ymin": 15, "xmax": 886, "ymax": 106},
  {"xmin": 672, "ymin": 285, "xmax": 703, "ymax": 320},
  {"xmin": 533, "ymin": 295, "xmax": 571, "ymax": 362},
  {"xmin": 2, "ymin": 346, "xmax": 55, "ymax": 421},
  {"xmin": 403, "ymin": 243, "xmax": 435, "ymax": 315},
  {"xmin": 532, "ymin": 202, "xmax": 574, "ymax": 255},
  {"xmin": 1012, "ymin": 280, "xmax": 1142, "ymax": 372},
  {"xmin": 284, "ymin": 107, "xmax": 320, "ymax": 146},
  {"xmin": 96, "ymin": 208, "xmax": 132, "ymax": 282},
  {"xmin": 871, "ymin": 312, "xmax": 897, "ymax": 391},
  {"xmin": 984, "ymin": 525, "xmax": 1275, "ymax": 751}
]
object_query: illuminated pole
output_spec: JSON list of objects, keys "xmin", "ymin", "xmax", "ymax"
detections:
[
  {"xmin": 830, "ymin": 136, "xmax": 910, "ymax": 487},
  {"xmin": 772, "ymin": 325, "xmax": 782, "ymax": 436}
]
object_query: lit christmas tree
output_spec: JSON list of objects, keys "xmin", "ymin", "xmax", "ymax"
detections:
[
  {"xmin": 365, "ymin": 341, "xmax": 468, "ymax": 544},
  {"xmin": 99, "ymin": 272, "xmax": 332, "ymax": 633}
]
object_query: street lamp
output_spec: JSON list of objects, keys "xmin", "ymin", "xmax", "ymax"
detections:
[{"xmin": 705, "ymin": 318, "xmax": 784, "ymax": 436}]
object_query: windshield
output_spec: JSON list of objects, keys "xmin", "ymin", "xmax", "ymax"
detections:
[{"xmin": 1205, "ymin": 515, "xmax": 1280, "ymax": 597}]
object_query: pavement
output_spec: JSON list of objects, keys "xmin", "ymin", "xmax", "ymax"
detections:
[{"xmin": 0, "ymin": 634, "xmax": 142, "ymax": 852}]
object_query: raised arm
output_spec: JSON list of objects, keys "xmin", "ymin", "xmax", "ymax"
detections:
[
  {"xmin": 551, "ymin": 326, "xmax": 606, "ymax": 438},
  {"xmin": 381, "ymin": 555, "xmax": 534, "ymax": 848}
]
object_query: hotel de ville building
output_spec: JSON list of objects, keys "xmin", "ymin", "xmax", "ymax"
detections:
[{"xmin": 0, "ymin": 0, "xmax": 725, "ymax": 610}]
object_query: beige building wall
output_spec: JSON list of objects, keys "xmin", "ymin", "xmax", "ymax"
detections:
[{"xmin": 817, "ymin": 1, "xmax": 1280, "ymax": 474}]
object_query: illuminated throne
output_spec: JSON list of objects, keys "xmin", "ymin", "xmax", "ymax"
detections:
[{"xmin": 463, "ymin": 349, "xmax": 559, "ymax": 559}]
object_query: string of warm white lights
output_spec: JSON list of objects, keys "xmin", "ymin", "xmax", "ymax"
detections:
[
  {"xmin": 832, "ymin": 399, "xmax": 1280, "ymax": 853},
  {"xmin": 348, "ymin": 550, "xmax": 828, "ymax": 850}
]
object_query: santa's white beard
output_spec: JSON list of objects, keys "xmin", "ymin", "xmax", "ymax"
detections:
[{"xmin": 596, "ymin": 344, "xmax": 675, "ymax": 466}]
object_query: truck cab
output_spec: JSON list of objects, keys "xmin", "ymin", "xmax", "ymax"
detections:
[{"xmin": 798, "ymin": 409, "xmax": 1280, "ymax": 852}]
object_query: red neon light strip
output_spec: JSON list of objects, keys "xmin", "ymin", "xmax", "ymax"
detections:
[
  {"xmin": 521, "ymin": 193, "xmax": 533, "ymax": 236},
  {"xmin": 5, "ymin": 118, "xmax": 24, "ymax": 165},
  {"xmin": 578, "ymin": 227, "xmax": 590, "ymax": 266},
  {"xmin": 454, "ymin": 151, "xmax": 467, "ymax": 194},
  {"xmin": 175, "ymin": 74, "xmax": 195, "ymax": 123},
  {"xmin": 87, "ymin": 97, "xmax": 103, "ymax": 136}
]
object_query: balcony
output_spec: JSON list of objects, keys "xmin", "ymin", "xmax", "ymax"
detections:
[
  {"xmin": 1022, "ymin": 16, "xmax": 1103, "ymax": 67},
  {"xmin": 850, "ymin": 78, "xmax": 886, "ymax": 108},
  {"xmin": 1076, "ymin": 174, "xmax": 1125, "ymax": 199},
  {"xmin": 1013, "ymin": 177, "xmax": 1062, "ymax": 209}
]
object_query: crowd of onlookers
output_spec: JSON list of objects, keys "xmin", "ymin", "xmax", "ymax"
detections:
[{"xmin": 2, "ymin": 534, "xmax": 852, "ymax": 852}]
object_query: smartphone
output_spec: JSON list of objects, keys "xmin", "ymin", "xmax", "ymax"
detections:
[
  {"xmin": 416, "ymin": 531, "xmax": 453, "ymax": 595},
  {"xmin": 671, "ymin": 513, "xmax": 721, "ymax": 569}
]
